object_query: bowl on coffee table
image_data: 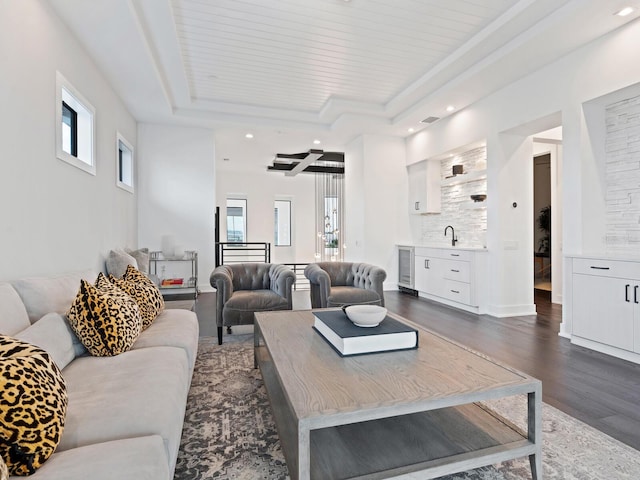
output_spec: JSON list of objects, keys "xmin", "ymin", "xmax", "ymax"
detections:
[{"xmin": 343, "ymin": 305, "xmax": 387, "ymax": 327}]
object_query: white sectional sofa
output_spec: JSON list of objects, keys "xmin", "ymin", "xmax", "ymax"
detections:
[{"xmin": 0, "ymin": 270, "xmax": 199, "ymax": 480}]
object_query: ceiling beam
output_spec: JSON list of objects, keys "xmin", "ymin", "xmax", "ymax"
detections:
[
  {"xmin": 267, "ymin": 164, "xmax": 344, "ymax": 174},
  {"xmin": 269, "ymin": 149, "xmax": 345, "ymax": 175},
  {"xmin": 285, "ymin": 150, "xmax": 323, "ymax": 177}
]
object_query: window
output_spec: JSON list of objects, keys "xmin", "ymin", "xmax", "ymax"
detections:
[
  {"xmin": 56, "ymin": 71, "xmax": 96, "ymax": 175},
  {"xmin": 116, "ymin": 133, "xmax": 134, "ymax": 193},
  {"xmin": 61, "ymin": 102, "xmax": 77, "ymax": 156},
  {"xmin": 226, "ymin": 198, "xmax": 247, "ymax": 243},
  {"xmin": 274, "ymin": 200, "xmax": 291, "ymax": 246}
]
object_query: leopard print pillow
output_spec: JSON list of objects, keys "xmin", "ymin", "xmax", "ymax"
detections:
[
  {"xmin": 109, "ymin": 276, "xmax": 161, "ymax": 330},
  {"xmin": 66, "ymin": 274, "xmax": 142, "ymax": 356},
  {"xmin": 122, "ymin": 265, "xmax": 164, "ymax": 313},
  {"xmin": 0, "ymin": 336, "xmax": 68, "ymax": 476}
]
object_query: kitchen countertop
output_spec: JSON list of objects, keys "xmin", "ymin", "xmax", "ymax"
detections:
[
  {"xmin": 565, "ymin": 252, "xmax": 640, "ymax": 262},
  {"xmin": 398, "ymin": 244, "xmax": 487, "ymax": 252}
]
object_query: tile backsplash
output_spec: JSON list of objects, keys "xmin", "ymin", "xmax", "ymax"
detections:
[
  {"xmin": 605, "ymin": 94, "xmax": 640, "ymax": 250},
  {"xmin": 419, "ymin": 146, "xmax": 487, "ymax": 247}
]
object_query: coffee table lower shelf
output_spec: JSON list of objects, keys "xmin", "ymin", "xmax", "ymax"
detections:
[
  {"xmin": 257, "ymin": 346, "xmax": 538, "ymax": 480},
  {"xmin": 310, "ymin": 404, "xmax": 532, "ymax": 480}
]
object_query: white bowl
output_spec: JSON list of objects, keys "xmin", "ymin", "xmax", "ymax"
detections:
[{"xmin": 344, "ymin": 305, "xmax": 387, "ymax": 328}]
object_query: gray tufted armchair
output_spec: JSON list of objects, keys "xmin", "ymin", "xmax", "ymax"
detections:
[
  {"xmin": 210, "ymin": 263, "xmax": 296, "ymax": 344},
  {"xmin": 304, "ymin": 262, "xmax": 386, "ymax": 309}
]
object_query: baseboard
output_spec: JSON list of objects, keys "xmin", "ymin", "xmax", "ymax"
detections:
[
  {"xmin": 571, "ymin": 336, "xmax": 640, "ymax": 365},
  {"xmin": 486, "ymin": 303, "xmax": 537, "ymax": 317}
]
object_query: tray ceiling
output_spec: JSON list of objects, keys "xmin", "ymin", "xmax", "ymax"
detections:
[
  {"xmin": 49, "ymin": 0, "xmax": 639, "ymax": 146},
  {"xmin": 172, "ymin": 0, "xmax": 519, "ymax": 112}
]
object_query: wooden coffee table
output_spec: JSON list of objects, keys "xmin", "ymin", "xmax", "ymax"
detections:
[{"xmin": 254, "ymin": 310, "xmax": 542, "ymax": 480}]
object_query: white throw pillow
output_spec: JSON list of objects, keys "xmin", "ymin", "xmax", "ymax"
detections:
[
  {"xmin": 15, "ymin": 312, "xmax": 81, "ymax": 370},
  {"xmin": 106, "ymin": 249, "xmax": 138, "ymax": 279},
  {"xmin": 125, "ymin": 247, "xmax": 150, "ymax": 274}
]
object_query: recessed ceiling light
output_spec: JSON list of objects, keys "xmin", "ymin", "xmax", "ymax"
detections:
[
  {"xmin": 615, "ymin": 6, "xmax": 634, "ymax": 16},
  {"xmin": 313, "ymin": 139, "xmax": 321, "ymax": 145},
  {"xmin": 446, "ymin": 105, "xmax": 456, "ymax": 112},
  {"xmin": 408, "ymin": 128, "xmax": 415, "ymax": 133},
  {"xmin": 245, "ymin": 133, "xmax": 254, "ymax": 139}
]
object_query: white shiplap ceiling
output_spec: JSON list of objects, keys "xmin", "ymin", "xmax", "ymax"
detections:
[
  {"xmin": 173, "ymin": 0, "xmax": 518, "ymax": 112},
  {"xmin": 48, "ymin": 0, "xmax": 640, "ymax": 157}
]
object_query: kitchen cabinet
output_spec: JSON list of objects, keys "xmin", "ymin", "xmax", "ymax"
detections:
[
  {"xmin": 570, "ymin": 257, "xmax": 640, "ymax": 358},
  {"xmin": 414, "ymin": 254, "xmax": 444, "ymax": 297},
  {"xmin": 414, "ymin": 247, "xmax": 486, "ymax": 312},
  {"xmin": 407, "ymin": 160, "xmax": 441, "ymax": 214}
]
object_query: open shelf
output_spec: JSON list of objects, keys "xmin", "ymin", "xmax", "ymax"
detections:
[{"xmin": 441, "ymin": 169, "xmax": 486, "ymax": 187}]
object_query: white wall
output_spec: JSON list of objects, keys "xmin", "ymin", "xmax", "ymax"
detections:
[
  {"xmin": 215, "ymin": 170, "xmax": 316, "ymax": 264},
  {"xmin": 0, "ymin": 0, "xmax": 137, "ymax": 279},
  {"xmin": 406, "ymin": 18, "xmax": 640, "ymax": 316},
  {"xmin": 346, "ymin": 135, "xmax": 411, "ymax": 289},
  {"xmin": 137, "ymin": 124, "xmax": 215, "ymax": 291}
]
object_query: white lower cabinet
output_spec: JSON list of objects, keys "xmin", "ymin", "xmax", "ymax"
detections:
[
  {"xmin": 414, "ymin": 247, "xmax": 484, "ymax": 312},
  {"xmin": 568, "ymin": 256, "xmax": 640, "ymax": 363},
  {"xmin": 572, "ymin": 274, "xmax": 635, "ymax": 352}
]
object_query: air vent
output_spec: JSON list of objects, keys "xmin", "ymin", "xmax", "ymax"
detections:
[{"xmin": 420, "ymin": 116, "xmax": 440, "ymax": 124}]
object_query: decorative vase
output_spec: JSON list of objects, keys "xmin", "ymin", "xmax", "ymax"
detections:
[
  {"xmin": 173, "ymin": 245, "xmax": 185, "ymax": 260},
  {"xmin": 161, "ymin": 235, "xmax": 175, "ymax": 259}
]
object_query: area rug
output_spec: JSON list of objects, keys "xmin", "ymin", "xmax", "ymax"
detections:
[{"xmin": 174, "ymin": 335, "xmax": 640, "ymax": 479}]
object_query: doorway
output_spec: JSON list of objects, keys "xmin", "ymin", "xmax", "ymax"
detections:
[{"xmin": 533, "ymin": 153, "xmax": 551, "ymax": 292}]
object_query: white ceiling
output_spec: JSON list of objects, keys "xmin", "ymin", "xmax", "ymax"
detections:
[{"xmin": 48, "ymin": 0, "xmax": 639, "ymax": 166}]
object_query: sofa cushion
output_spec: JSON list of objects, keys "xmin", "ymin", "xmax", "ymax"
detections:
[
  {"xmin": 14, "ymin": 313, "xmax": 80, "ymax": 370},
  {"xmin": 131, "ymin": 309, "xmax": 199, "ymax": 372},
  {"xmin": 0, "ymin": 336, "xmax": 68, "ymax": 476},
  {"xmin": 58, "ymin": 346, "xmax": 189, "ymax": 474},
  {"xmin": 327, "ymin": 286, "xmax": 382, "ymax": 308},
  {"xmin": 66, "ymin": 275, "xmax": 142, "ymax": 357},
  {"xmin": 110, "ymin": 269, "xmax": 163, "ymax": 331},
  {"xmin": 222, "ymin": 289, "xmax": 290, "ymax": 327},
  {"xmin": 105, "ymin": 249, "xmax": 138, "ymax": 279},
  {"xmin": 0, "ymin": 454, "xmax": 7, "ymax": 480},
  {"xmin": 225, "ymin": 289, "xmax": 289, "ymax": 312},
  {"xmin": 125, "ymin": 248, "xmax": 150, "ymax": 275},
  {"xmin": 0, "ymin": 283, "xmax": 30, "ymax": 336},
  {"xmin": 11, "ymin": 271, "xmax": 98, "ymax": 324},
  {"xmin": 20, "ymin": 436, "xmax": 170, "ymax": 480}
]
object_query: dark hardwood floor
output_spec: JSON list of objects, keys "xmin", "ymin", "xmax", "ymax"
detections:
[{"xmin": 193, "ymin": 289, "xmax": 640, "ymax": 451}]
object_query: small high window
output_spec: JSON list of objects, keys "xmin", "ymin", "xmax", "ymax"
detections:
[
  {"xmin": 116, "ymin": 133, "xmax": 134, "ymax": 193},
  {"xmin": 61, "ymin": 102, "xmax": 77, "ymax": 156},
  {"xmin": 56, "ymin": 72, "xmax": 95, "ymax": 175},
  {"xmin": 226, "ymin": 198, "xmax": 247, "ymax": 243},
  {"xmin": 274, "ymin": 199, "xmax": 291, "ymax": 246}
]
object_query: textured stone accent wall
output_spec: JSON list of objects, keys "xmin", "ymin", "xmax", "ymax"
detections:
[
  {"xmin": 605, "ymin": 95, "xmax": 640, "ymax": 249},
  {"xmin": 420, "ymin": 146, "xmax": 487, "ymax": 247}
]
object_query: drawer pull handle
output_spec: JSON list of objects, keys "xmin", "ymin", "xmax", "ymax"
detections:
[
  {"xmin": 635, "ymin": 285, "xmax": 639, "ymax": 305},
  {"xmin": 590, "ymin": 266, "xmax": 610, "ymax": 270},
  {"xmin": 451, "ymin": 254, "xmax": 460, "ymax": 257},
  {"xmin": 451, "ymin": 289, "xmax": 460, "ymax": 294},
  {"xmin": 626, "ymin": 284, "xmax": 630, "ymax": 302},
  {"xmin": 451, "ymin": 269, "xmax": 459, "ymax": 273}
]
